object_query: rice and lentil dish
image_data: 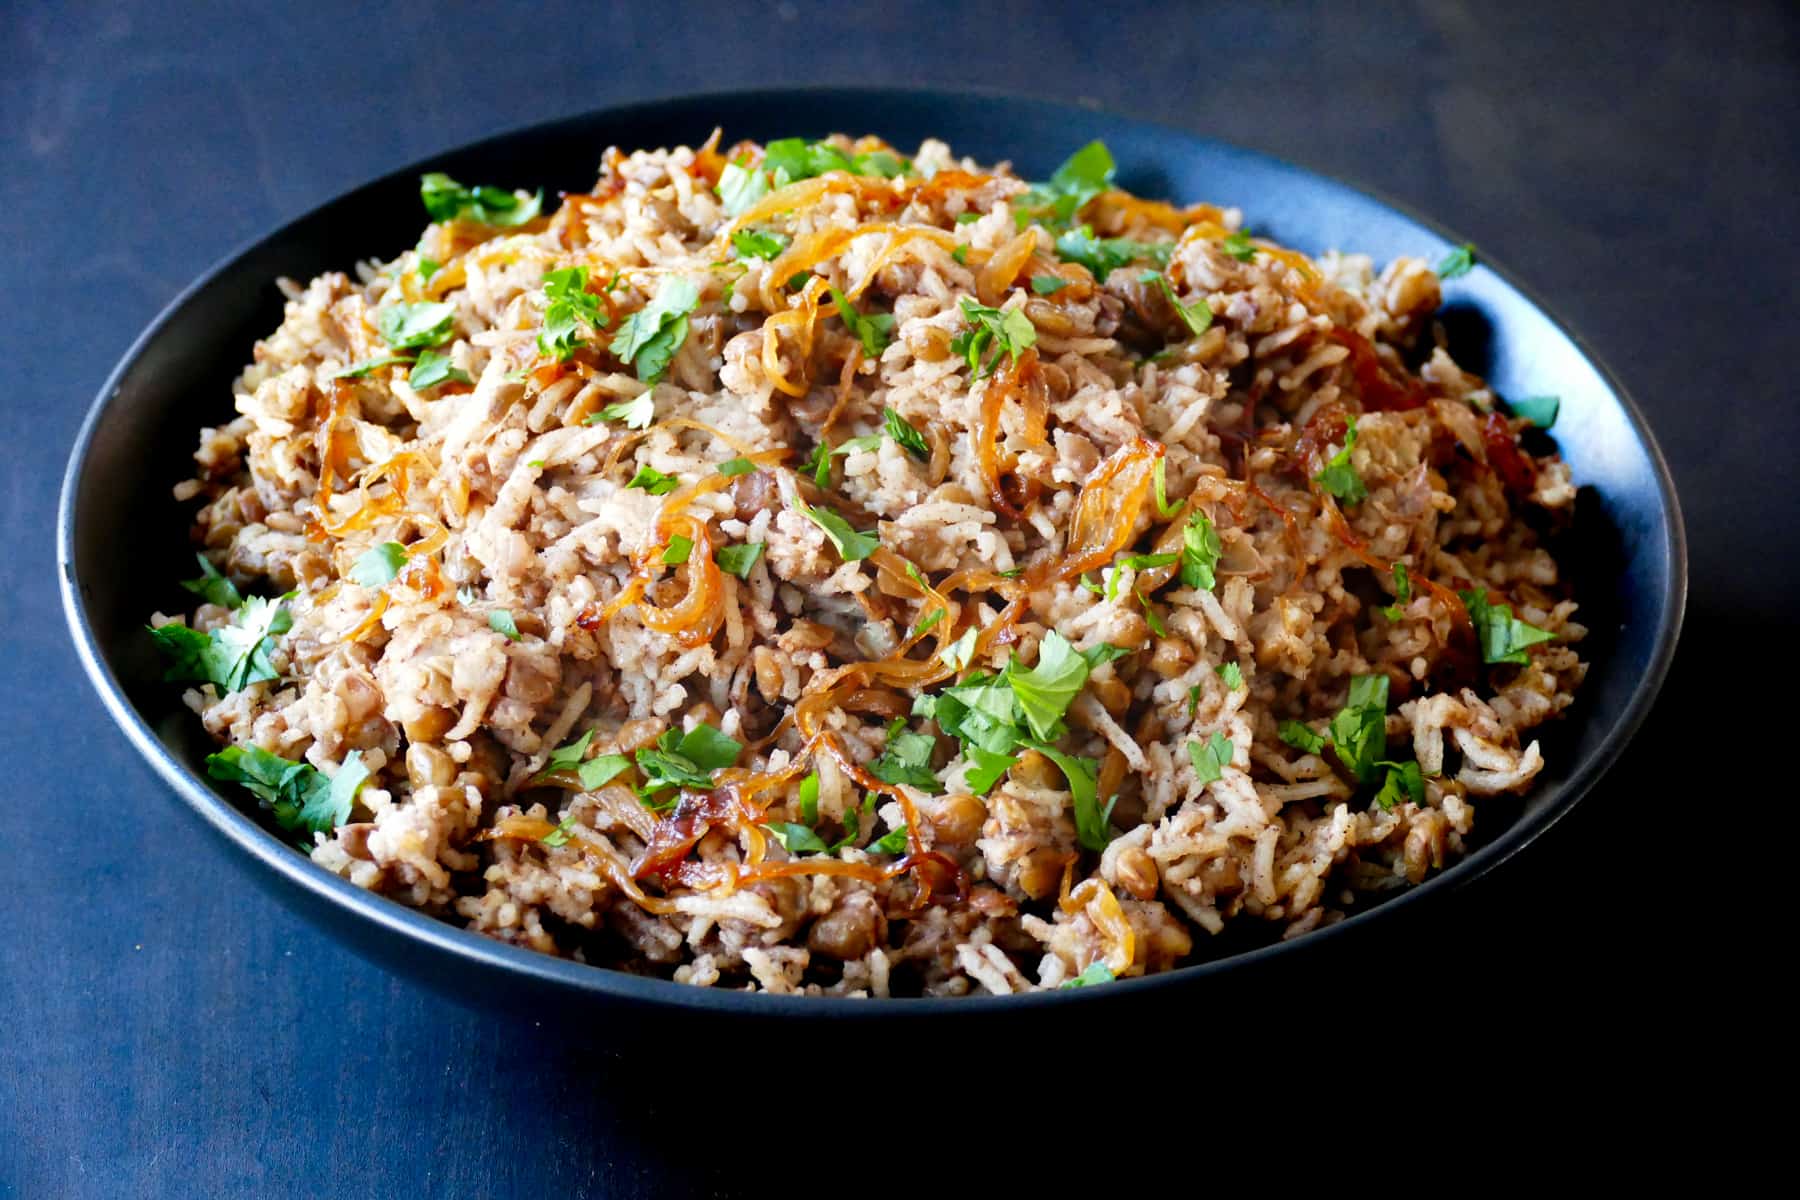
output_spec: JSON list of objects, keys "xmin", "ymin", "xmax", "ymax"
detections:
[{"xmin": 151, "ymin": 133, "xmax": 1585, "ymax": 996}]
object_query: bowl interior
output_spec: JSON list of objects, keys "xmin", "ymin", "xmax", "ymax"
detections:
[{"xmin": 60, "ymin": 87, "xmax": 1683, "ymax": 1013}]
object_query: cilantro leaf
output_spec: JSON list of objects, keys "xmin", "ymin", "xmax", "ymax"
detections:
[
  {"xmin": 950, "ymin": 298, "xmax": 1036, "ymax": 378},
  {"xmin": 1373, "ymin": 759, "xmax": 1425, "ymax": 810},
  {"xmin": 828, "ymin": 287, "xmax": 896, "ymax": 358},
  {"xmin": 300, "ymin": 750, "xmax": 370, "ymax": 837},
  {"xmin": 1508, "ymin": 394, "xmax": 1560, "ymax": 428},
  {"xmin": 716, "ymin": 159, "xmax": 769, "ymax": 216},
  {"xmin": 1220, "ymin": 230, "xmax": 1256, "ymax": 262},
  {"xmin": 1138, "ymin": 269, "xmax": 1213, "ymax": 336},
  {"xmin": 419, "ymin": 173, "xmax": 541, "ymax": 226},
  {"xmin": 765, "ymin": 822, "xmax": 829, "ymax": 854},
  {"xmin": 634, "ymin": 722, "xmax": 742, "ymax": 799},
  {"xmin": 408, "ymin": 348, "xmax": 471, "ymax": 390},
  {"xmin": 1179, "ymin": 511, "xmax": 1221, "ymax": 591},
  {"xmin": 1186, "ymin": 730, "xmax": 1234, "ymax": 785},
  {"xmin": 1437, "ymin": 243, "xmax": 1477, "ymax": 280},
  {"xmin": 963, "ymin": 745, "xmax": 1018, "ymax": 794},
  {"xmin": 1016, "ymin": 140, "xmax": 1115, "ymax": 227},
  {"xmin": 1216, "ymin": 661, "xmax": 1243, "ymax": 689},
  {"xmin": 537, "ymin": 266, "xmax": 610, "ymax": 362},
  {"xmin": 205, "ymin": 744, "xmax": 329, "ymax": 840},
  {"xmin": 626, "ymin": 464, "xmax": 681, "ymax": 495},
  {"xmin": 1279, "ymin": 720, "xmax": 1327, "ymax": 755},
  {"xmin": 1031, "ymin": 275, "xmax": 1070, "ymax": 296},
  {"xmin": 1029, "ymin": 740, "xmax": 1111, "ymax": 851},
  {"xmin": 150, "ymin": 594, "xmax": 292, "ymax": 694},
  {"xmin": 882, "ymin": 407, "xmax": 929, "ymax": 460},
  {"xmin": 377, "ymin": 301, "xmax": 456, "ymax": 351},
  {"xmin": 799, "ymin": 503, "xmax": 879, "ymax": 561},
  {"xmin": 731, "ymin": 227, "xmax": 790, "ymax": 260},
  {"xmin": 1061, "ymin": 962, "xmax": 1116, "ymax": 988},
  {"xmin": 1053, "ymin": 227, "xmax": 1173, "ymax": 278},
  {"xmin": 713, "ymin": 542, "xmax": 765, "ymax": 579},
  {"xmin": 488, "ymin": 609, "xmax": 522, "ymax": 641},
  {"xmin": 595, "ymin": 392, "xmax": 655, "ymax": 429},
  {"xmin": 180, "ymin": 554, "xmax": 241, "ymax": 609},
  {"xmin": 942, "ymin": 627, "xmax": 979, "ymax": 672},
  {"xmin": 1313, "ymin": 417, "xmax": 1367, "ymax": 504},
  {"xmin": 1326, "ymin": 674, "xmax": 1389, "ymax": 782},
  {"xmin": 717, "ymin": 457, "xmax": 756, "ymax": 476},
  {"xmin": 1003, "ymin": 630, "xmax": 1097, "ymax": 742},
  {"xmin": 610, "ymin": 275, "xmax": 699, "ymax": 384},
  {"xmin": 661, "ymin": 535, "xmax": 693, "ymax": 565},
  {"xmin": 348, "ymin": 542, "xmax": 408, "ymax": 588},
  {"xmin": 1460, "ymin": 590, "xmax": 1556, "ymax": 665},
  {"xmin": 867, "ymin": 723, "xmax": 943, "ymax": 793},
  {"xmin": 333, "ymin": 355, "xmax": 413, "ymax": 379}
]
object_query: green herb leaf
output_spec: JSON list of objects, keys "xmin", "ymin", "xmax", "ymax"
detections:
[
  {"xmin": 828, "ymin": 287, "xmax": 896, "ymax": 358},
  {"xmin": 539, "ymin": 730, "xmax": 595, "ymax": 777},
  {"xmin": 578, "ymin": 754, "xmax": 633, "ymax": 791},
  {"xmin": 1016, "ymin": 140, "xmax": 1116, "ymax": 227},
  {"xmin": 542, "ymin": 816, "xmax": 579, "ymax": 847},
  {"xmin": 955, "ymin": 211, "xmax": 983, "ymax": 225},
  {"xmin": 180, "ymin": 554, "xmax": 242, "ymax": 609},
  {"xmin": 1053, "ymin": 227, "xmax": 1172, "ymax": 278},
  {"xmin": 911, "ymin": 607, "xmax": 946, "ymax": 638},
  {"xmin": 799, "ymin": 504, "xmax": 879, "ymax": 561},
  {"xmin": 349, "ymin": 542, "xmax": 408, "ymax": 588},
  {"xmin": 1061, "ymin": 962, "xmax": 1116, "ymax": 988},
  {"xmin": 610, "ymin": 275, "xmax": 699, "ymax": 384},
  {"xmin": 1216, "ymin": 661, "xmax": 1243, "ymax": 689},
  {"xmin": 765, "ymin": 821, "xmax": 830, "ymax": 854},
  {"xmin": 537, "ymin": 266, "xmax": 611, "ymax": 362},
  {"xmin": 798, "ymin": 772, "xmax": 820, "ymax": 825},
  {"xmin": 1220, "ymin": 230, "xmax": 1256, "ymax": 262},
  {"xmin": 1326, "ymin": 674, "xmax": 1390, "ymax": 782},
  {"xmin": 1029, "ymin": 740, "xmax": 1111, "ymax": 851},
  {"xmin": 1279, "ymin": 720, "xmax": 1327, "ymax": 755},
  {"xmin": 1312, "ymin": 417, "xmax": 1368, "ymax": 504},
  {"xmin": 950, "ymin": 298, "xmax": 1037, "ymax": 378},
  {"xmin": 1379, "ymin": 562, "xmax": 1412, "ymax": 621},
  {"xmin": 416, "ymin": 257, "xmax": 441, "ymax": 283},
  {"xmin": 377, "ymin": 301, "xmax": 456, "ymax": 351},
  {"xmin": 713, "ymin": 542, "xmax": 765, "ymax": 579},
  {"xmin": 1004, "ymin": 631, "xmax": 1095, "ymax": 742},
  {"xmin": 963, "ymin": 745, "xmax": 1018, "ymax": 794},
  {"xmin": 1460, "ymin": 590, "xmax": 1557, "ymax": 665},
  {"xmin": 419, "ymin": 173, "xmax": 542, "ymax": 227},
  {"xmin": 1139, "ymin": 594, "xmax": 1166, "ymax": 636},
  {"xmin": 717, "ymin": 457, "xmax": 756, "ymax": 476},
  {"xmin": 866, "ymin": 822, "xmax": 909, "ymax": 856},
  {"xmin": 149, "ymin": 593, "xmax": 292, "ymax": 694},
  {"xmin": 408, "ymin": 347, "xmax": 471, "ymax": 389},
  {"xmin": 1508, "ymin": 394, "xmax": 1560, "ymax": 428},
  {"xmin": 1138, "ymin": 269, "xmax": 1213, "ymax": 337},
  {"xmin": 1437, "ymin": 243, "xmax": 1477, "ymax": 280},
  {"xmin": 333, "ymin": 355, "xmax": 413, "ymax": 379},
  {"xmin": 731, "ymin": 227, "xmax": 790, "ymax": 260},
  {"xmin": 661, "ymin": 535, "xmax": 694, "ymax": 565},
  {"xmin": 1186, "ymin": 730, "xmax": 1234, "ymax": 785},
  {"xmin": 634, "ymin": 722, "xmax": 742, "ymax": 799},
  {"xmin": 595, "ymin": 392, "xmax": 655, "ymax": 429},
  {"xmin": 868, "ymin": 724, "xmax": 943, "ymax": 793},
  {"xmin": 1151, "ymin": 456, "xmax": 1180, "ymax": 518},
  {"xmin": 306, "ymin": 750, "xmax": 371, "ymax": 836},
  {"xmin": 1373, "ymin": 759, "xmax": 1425, "ymax": 810},
  {"xmin": 1030, "ymin": 275, "xmax": 1070, "ymax": 295},
  {"xmin": 488, "ymin": 609, "xmax": 522, "ymax": 641},
  {"xmin": 627, "ymin": 464, "xmax": 681, "ymax": 495},
  {"xmin": 943, "ymin": 627, "xmax": 979, "ymax": 672},
  {"xmin": 1179, "ymin": 511, "xmax": 1222, "ymax": 591},
  {"xmin": 716, "ymin": 159, "xmax": 769, "ymax": 217},
  {"xmin": 951, "ymin": 243, "xmax": 970, "ymax": 265},
  {"xmin": 882, "ymin": 407, "xmax": 930, "ymax": 460}
]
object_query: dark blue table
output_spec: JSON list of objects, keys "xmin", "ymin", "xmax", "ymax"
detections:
[{"xmin": 5, "ymin": 2, "xmax": 1788, "ymax": 1193}]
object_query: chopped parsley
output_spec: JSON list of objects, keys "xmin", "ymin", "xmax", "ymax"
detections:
[
  {"xmin": 626, "ymin": 464, "xmax": 681, "ymax": 495},
  {"xmin": 765, "ymin": 821, "xmax": 829, "ymax": 854},
  {"xmin": 1437, "ymin": 243, "xmax": 1477, "ymax": 280},
  {"xmin": 408, "ymin": 347, "xmax": 471, "ymax": 390},
  {"xmin": 963, "ymin": 745, "xmax": 1017, "ymax": 793},
  {"xmin": 1030, "ymin": 275, "xmax": 1070, "ymax": 296},
  {"xmin": 1460, "ymin": 590, "xmax": 1556, "ymax": 665},
  {"xmin": 1312, "ymin": 417, "xmax": 1367, "ymax": 504},
  {"xmin": 537, "ymin": 730, "xmax": 634, "ymax": 791},
  {"xmin": 660, "ymin": 535, "xmax": 694, "ymax": 566},
  {"xmin": 1151, "ymin": 456, "xmax": 1180, "ymax": 518},
  {"xmin": 149, "ymin": 594, "xmax": 292, "ymax": 694},
  {"xmin": 828, "ymin": 287, "xmax": 896, "ymax": 357},
  {"xmin": 911, "ymin": 607, "xmax": 946, "ymax": 638},
  {"xmin": 730, "ymin": 227, "xmax": 790, "ymax": 260},
  {"xmin": 942, "ymin": 627, "xmax": 979, "ymax": 672},
  {"xmin": 713, "ymin": 542, "xmax": 765, "ymax": 579},
  {"xmin": 951, "ymin": 243, "xmax": 970, "ymax": 265},
  {"xmin": 1508, "ymin": 394, "xmax": 1560, "ymax": 428},
  {"xmin": 798, "ymin": 772, "xmax": 820, "ymax": 825},
  {"xmin": 1186, "ymin": 730, "xmax": 1234, "ymax": 785},
  {"xmin": 1325, "ymin": 674, "xmax": 1390, "ymax": 783},
  {"xmin": 610, "ymin": 275, "xmax": 699, "ymax": 384},
  {"xmin": 1054, "ymin": 227, "xmax": 1173, "ymax": 278},
  {"xmin": 1034, "ymin": 741, "xmax": 1112, "ymax": 851},
  {"xmin": 1006, "ymin": 632, "xmax": 1106, "ymax": 741},
  {"xmin": 866, "ymin": 822, "xmax": 910, "ymax": 856},
  {"xmin": 1016, "ymin": 140, "xmax": 1115, "ymax": 228},
  {"xmin": 867, "ymin": 720, "xmax": 943, "ymax": 793},
  {"xmin": 1379, "ymin": 562, "xmax": 1412, "ymax": 621},
  {"xmin": 954, "ymin": 211, "xmax": 983, "ymax": 225},
  {"xmin": 488, "ymin": 609, "xmax": 522, "ymax": 641},
  {"xmin": 1279, "ymin": 720, "xmax": 1328, "ymax": 755},
  {"xmin": 180, "ymin": 554, "xmax": 241, "ymax": 609},
  {"xmin": 418, "ymin": 172, "xmax": 542, "ymax": 227},
  {"xmin": 537, "ymin": 266, "xmax": 610, "ymax": 362},
  {"xmin": 205, "ymin": 745, "xmax": 368, "ymax": 842},
  {"xmin": 716, "ymin": 159, "xmax": 769, "ymax": 217},
  {"xmin": 333, "ymin": 355, "xmax": 413, "ymax": 379},
  {"xmin": 377, "ymin": 301, "xmax": 455, "ymax": 351},
  {"xmin": 950, "ymin": 298, "xmax": 1037, "ymax": 378},
  {"xmin": 634, "ymin": 722, "xmax": 742, "ymax": 802},
  {"xmin": 541, "ymin": 816, "xmax": 579, "ymax": 847},
  {"xmin": 1138, "ymin": 269, "xmax": 1213, "ymax": 337},
  {"xmin": 1216, "ymin": 661, "xmax": 1244, "ymax": 690},
  {"xmin": 348, "ymin": 542, "xmax": 408, "ymax": 588},
  {"xmin": 594, "ymin": 393, "xmax": 655, "ymax": 429},
  {"xmin": 717, "ymin": 457, "xmax": 756, "ymax": 476},
  {"xmin": 1139, "ymin": 594, "xmax": 1166, "ymax": 636},
  {"xmin": 1179, "ymin": 511, "xmax": 1222, "ymax": 591},
  {"xmin": 883, "ymin": 407, "xmax": 929, "ymax": 460},
  {"xmin": 1220, "ymin": 230, "xmax": 1256, "ymax": 262},
  {"xmin": 1373, "ymin": 759, "xmax": 1425, "ymax": 810},
  {"xmin": 1060, "ymin": 962, "xmax": 1116, "ymax": 989},
  {"xmin": 798, "ymin": 504, "xmax": 879, "ymax": 561}
]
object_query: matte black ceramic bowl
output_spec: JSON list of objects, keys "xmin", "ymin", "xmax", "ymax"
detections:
[{"xmin": 60, "ymin": 87, "xmax": 1685, "ymax": 1022}]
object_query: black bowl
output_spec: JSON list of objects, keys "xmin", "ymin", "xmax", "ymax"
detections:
[{"xmin": 59, "ymin": 87, "xmax": 1685, "ymax": 1021}]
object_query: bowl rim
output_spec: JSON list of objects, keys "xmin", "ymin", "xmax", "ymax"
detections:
[{"xmin": 58, "ymin": 83, "xmax": 1687, "ymax": 1015}]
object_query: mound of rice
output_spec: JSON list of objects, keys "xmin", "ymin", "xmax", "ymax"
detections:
[{"xmin": 153, "ymin": 132, "xmax": 1585, "ymax": 996}]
